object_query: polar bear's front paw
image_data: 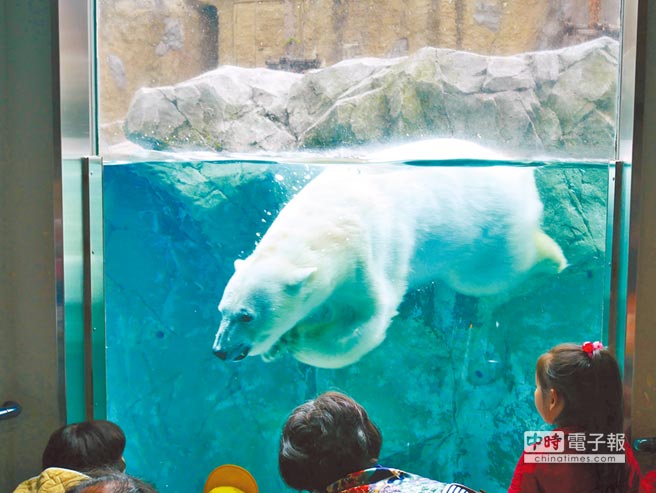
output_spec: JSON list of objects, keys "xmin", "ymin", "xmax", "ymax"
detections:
[{"xmin": 261, "ymin": 341, "xmax": 286, "ymax": 362}]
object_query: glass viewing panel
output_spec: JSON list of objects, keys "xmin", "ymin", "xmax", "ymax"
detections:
[{"xmin": 97, "ymin": 1, "xmax": 621, "ymax": 493}]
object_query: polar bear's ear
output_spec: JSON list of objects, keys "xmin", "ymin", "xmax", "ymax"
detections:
[
  {"xmin": 286, "ymin": 267, "xmax": 317, "ymax": 290},
  {"xmin": 234, "ymin": 259, "xmax": 245, "ymax": 271}
]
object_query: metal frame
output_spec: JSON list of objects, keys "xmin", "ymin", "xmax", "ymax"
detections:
[
  {"xmin": 622, "ymin": 0, "xmax": 656, "ymax": 451},
  {"xmin": 56, "ymin": 0, "xmax": 651, "ymax": 430},
  {"xmin": 62, "ymin": 157, "xmax": 86, "ymax": 423},
  {"xmin": 59, "ymin": 0, "xmax": 97, "ymax": 157},
  {"xmin": 606, "ymin": 160, "xmax": 624, "ymax": 355},
  {"xmin": 83, "ymin": 157, "xmax": 107, "ymax": 419},
  {"xmin": 616, "ymin": 0, "xmax": 640, "ymax": 432},
  {"xmin": 59, "ymin": 0, "xmax": 103, "ymax": 422}
]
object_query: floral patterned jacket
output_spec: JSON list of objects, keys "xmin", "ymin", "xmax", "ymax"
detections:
[{"xmin": 325, "ymin": 466, "xmax": 449, "ymax": 493}]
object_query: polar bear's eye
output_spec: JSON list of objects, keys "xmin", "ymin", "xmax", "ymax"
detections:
[{"xmin": 239, "ymin": 313, "xmax": 253, "ymax": 323}]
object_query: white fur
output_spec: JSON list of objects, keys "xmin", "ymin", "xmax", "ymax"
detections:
[{"xmin": 213, "ymin": 140, "xmax": 566, "ymax": 368}]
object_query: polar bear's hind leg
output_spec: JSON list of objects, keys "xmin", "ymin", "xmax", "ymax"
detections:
[{"xmin": 534, "ymin": 230, "xmax": 568, "ymax": 273}]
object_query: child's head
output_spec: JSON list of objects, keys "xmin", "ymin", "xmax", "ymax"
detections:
[
  {"xmin": 278, "ymin": 391, "xmax": 382, "ymax": 492},
  {"xmin": 42, "ymin": 420, "xmax": 126, "ymax": 473},
  {"xmin": 535, "ymin": 342, "xmax": 623, "ymax": 433},
  {"xmin": 64, "ymin": 472, "xmax": 157, "ymax": 493}
]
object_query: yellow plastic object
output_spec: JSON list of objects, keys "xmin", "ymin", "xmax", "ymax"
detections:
[
  {"xmin": 204, "ymin": 465, "xmax": 258, "ymax": 493},
  {"xmin": 209, "ymin": 487, "xmax": 245, "ymax": 493}
]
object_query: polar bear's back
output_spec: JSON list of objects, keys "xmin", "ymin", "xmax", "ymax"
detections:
[
  {"xmin": 377, "ymin": 165, "xmax": 545, "ymax": 294},
  {"xmin": 261, "ymin": 164, "xmax": 545, "ymax": 297}
]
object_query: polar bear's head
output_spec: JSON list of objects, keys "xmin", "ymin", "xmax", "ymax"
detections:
[{"xmin": 213, "ymin": 257, "xmax": 317, "ymax": 362}]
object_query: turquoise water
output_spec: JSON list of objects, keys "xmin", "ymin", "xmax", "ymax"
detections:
[{"xmin": 103, "ymin": 157, "xmax": 609, "ymax": 493}]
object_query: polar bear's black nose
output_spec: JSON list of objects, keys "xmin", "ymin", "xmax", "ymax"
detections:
[{"xmin": 213, "ymin": 344, "xmax": 250, "ymax": 361}]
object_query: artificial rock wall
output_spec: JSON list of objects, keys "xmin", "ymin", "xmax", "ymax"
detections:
[{"xmin": 98, "ymin": 0, "xmax": 619, "ymax": 142}]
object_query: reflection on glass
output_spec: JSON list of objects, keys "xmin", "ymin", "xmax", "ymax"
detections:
[
  {"xmin": 104, "ymin": 146, "xmax": 608, "ymax": 493},
  {"xmin": 97, "ymin": 0, "xmax": 620, "ymax": 158},
  {"xmin": 97, "ymin": 2, "xmax": 621, "ymax": 493}
]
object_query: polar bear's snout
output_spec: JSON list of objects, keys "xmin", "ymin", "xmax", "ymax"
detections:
[
  {"xmin": 213, "ymin": 343, "xmax": 250, "ymax": 361},
  {"xmin": 212, "ymin": 323, "xmax": 252, "ymax": 361}
]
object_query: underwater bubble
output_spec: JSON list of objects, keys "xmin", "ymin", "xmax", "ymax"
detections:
[{"xmin": 274, "ymin": 174, "xmax": 284, "ymax": 182}]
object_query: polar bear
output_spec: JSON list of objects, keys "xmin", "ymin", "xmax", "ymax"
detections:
[{"xmin": 212, "ymin": 139, "xmax": 567, "ymax": 368}]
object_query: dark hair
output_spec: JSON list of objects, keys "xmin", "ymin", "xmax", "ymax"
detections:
[
  {"xmin": 42, "ymin": 420, "xmax": 126, "ymax": 472},
  {"xmin": 536, "ymin": 343, "xmax": 626, "ymax": 492},
  {"xmin": 65, "ymin": 472, "xmax": 157, "ymax": 493},
  {"xmin": 279, "ymin": 391, "xmax": 382, "ymax": 492}
]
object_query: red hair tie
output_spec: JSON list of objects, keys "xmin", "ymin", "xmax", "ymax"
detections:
[{"xmin": 582, "ymin": 341, "xmax": 604, "ymax": 357}]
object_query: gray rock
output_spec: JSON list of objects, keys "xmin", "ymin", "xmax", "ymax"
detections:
[
  {"xmin": 483, "ymin": 56, "xmax": 535, "ymax": 92},
  {"xmin": 474, "ymin": 0, "xmax": 503, "ymax": 31},
  {"xmin": 124, "ymin": 36, "xmax": 619, "ymax": 157},
  {"xmin": 438, "ymin": 49, "xmax": 488, "ymax": 94},
  {"xmin": 124, "ymin": 66, "xmax": 302, "ymax": 151},
  {"xmin": 124, "ymin": 87, "xmax": 186, "ymax": 149},
  {"xmin": 287, "ymin": 57, "xmax": 399, "ymax": 137},
  {"xmin": 107, "ymin": 54, "xmax": 127, "ymax": 90},
  {"xmin": 155, "ymin": 17, "xmax": 184, "ymax": 56}
]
